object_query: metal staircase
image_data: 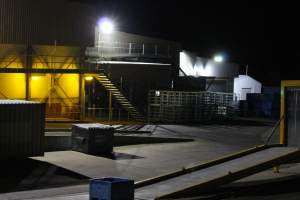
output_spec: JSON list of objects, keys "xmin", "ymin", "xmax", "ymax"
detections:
[{"xmin": 94, "ymin": 73, "xmax": 145, "ymax": 122}]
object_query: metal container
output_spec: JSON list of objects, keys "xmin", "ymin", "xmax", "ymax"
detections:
[
  {"xmin": 90, "ymin": 177, "xmax": 134, "ymax": 200},
  {"xmin": 0, "ymin": 100, "xmax": 45, "ymax": 157},
  {"xmin": 72, "ymin": 123, "xmax": 114, "ymax": 155}
]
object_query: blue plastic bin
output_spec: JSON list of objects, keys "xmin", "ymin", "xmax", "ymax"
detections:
[{"xmin": 90, "ymin": 177, "xmax": 134, "ymax": 200}]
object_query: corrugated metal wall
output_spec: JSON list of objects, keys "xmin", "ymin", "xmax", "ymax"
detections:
[
  {"xmin": 0, "ymin": 100, "xmax": 45, "ymax": 157},
  {"xmin": 0, "ymin": 0, "xmax": 97, "ymax": 46}
]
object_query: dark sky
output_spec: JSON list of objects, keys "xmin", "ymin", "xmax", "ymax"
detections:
[{"xmin": 75, "ymin": 0, "xmax": 299, "ymax": 86}]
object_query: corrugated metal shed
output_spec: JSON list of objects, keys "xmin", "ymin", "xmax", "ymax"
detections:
[
  {"xmin": 0, "ymin": 100, "xmax": 45, "ymax": 157},
  {"xmin": 0, "ymin": 0, "xmax": 97, "ymax": 46}
]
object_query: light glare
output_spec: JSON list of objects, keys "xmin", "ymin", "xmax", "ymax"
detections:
[
  {"xmin": 98, "ymin": 17, "xmax": 114, "ymax": 34},
  {"xmin": 31, "ymin": 76, "xmax": 41, "ymax": 81},
  {"xmin": 214, "ymin": 56, "xmax": 224, "ymax": 62},
  {"xmin": 85, "ymin": 76, "xmax": 93, "ymax": 81}
]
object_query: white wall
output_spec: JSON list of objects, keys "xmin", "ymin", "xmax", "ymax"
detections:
[
  {"xmin": 180, "ymin": 51, "xmax": 239, "ymax": 78},
  {"xmin": 234, "ymin": 75, "xmax": 262, "ymax": 100}
]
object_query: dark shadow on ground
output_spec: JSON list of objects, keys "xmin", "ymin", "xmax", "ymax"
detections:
[
  {"xmin": 173, "ymin": 174, "xmax": 300, "ymax": 199},
  {"xmin": 153, "ymin": 118, "xmax": 276, "ymax": 127},
  {"xmin": 0, "ymin": 158, "xmax": 89, "ymax": 194},
  {"xmin": 100, "ymin": 152, "xmax": 145, "ymax": 160}
]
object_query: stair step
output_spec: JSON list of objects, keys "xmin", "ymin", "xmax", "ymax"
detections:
[
  {"xmin": 113, "ymin": 96, "xmax": 124, "ymax": 98},
  {"xmin": 97, "ymin": 78, "xmax": 110, "ymax": 81},
  {"xmin": 95, "ymin": 73, "xmax": 145, "ymax": 121},
  {"xmin": 106, "ymin": 89, "xmax": 118, "ymax": 91},
  {"xmin": 98, "ymin": 80, "xmax": 110, "ymax": 82}
]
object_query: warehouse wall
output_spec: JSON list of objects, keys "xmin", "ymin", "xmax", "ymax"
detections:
[
  {"xmin": 0, "ymin": 44, "xmax": 82, "ymax": 119},
  {"xmin": 0, "ymin": 44, "xmax": 25, "ymax": 68},
  {"xmin": 0, "ymin": 0, "xmax": 97, "ymax": 46},
  {"xmin": 234, "ymin": 75, "xmax": 262, "ymax": 100},
  {"xmin": 0, "ymin": 73, "xmax": 79, "ymax": 104},
  {"xmin": 0, "ymin": 73, "xmax": 26, "ymax": 99},
  {"xmin": 32, "ymin": 45, "xmax": 82, "ymax": 69},
  {"xmin": 30, "ymin": 73, "xmax": 80, "ymax": 118},
  {"xmin": 0, "ymin": 44, "xmax": 82, "ymax": 69}
]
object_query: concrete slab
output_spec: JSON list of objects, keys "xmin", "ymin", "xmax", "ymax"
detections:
[{"xmin": 0, "ymin": 122, "xmax": 281, "ymax": 199}]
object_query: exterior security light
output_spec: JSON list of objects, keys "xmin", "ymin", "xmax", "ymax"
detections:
[
  {"xmin": 31, "ymin": 76, "xmax": 41, "ymax": 81},
  {"xmin": 214, "ymin": 55, "xmax": 224, "ymax": 63},
  {"xmin": 98, "ymin": 17, "xmax": 114, "ymax": 34},
  {"xmin": 85, "ymin": 76, "xmax": 94, "ymax": 81},
  {"xmin": 155, "ymin": 91, "xmax": 160, "ymax": 97}
]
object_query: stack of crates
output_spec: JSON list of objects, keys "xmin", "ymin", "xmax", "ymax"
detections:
[
  {"xmin": 0, "ymin": 100, "xmax": 45, "ymax": 158},
  {"xmin": 148, "ymin": 90, "xmax": 235, "ymax": 122},
  {"xmin": 72, "ymin": 123, "xmax": 114, "ymax": 155}
]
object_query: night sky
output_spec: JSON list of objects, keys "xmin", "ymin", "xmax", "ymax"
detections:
[{"xmin": 75, "ymin": 0, "xmax": 298, "ymax": 86}]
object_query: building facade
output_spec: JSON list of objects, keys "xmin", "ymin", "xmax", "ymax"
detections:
[
  {"xmin": 0, "ymin": 0, "xmax": 180, "ymax": 121},
  {"xmin": 179, "ymin": 50, "xmax": 239, "ymax": 93}
]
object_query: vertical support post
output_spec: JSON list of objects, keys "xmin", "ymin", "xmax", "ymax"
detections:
[
  {"xmin": 25, "ymin": 45, "xmax": 33, "ymax": 100},
  {"xmin": 142, "ymin": 44, "xmax": 145, "ymax": 55},
  {"xmin": 280, "ymin": 84, "xmax": 286, "ymax": 145},
  {"xmin": 80, "ymin": 74, "xmax": 86, "ymax": 121},
  {"xmin": 109, "ymin": 91, "xmax": 112, "ymax": 125},
  {"xmin": 49, "ymin": 75, "xmax": 53, "ymax": 106},
  {"xmin": 25, "ymin": 73, "xmax": 30, "ymax": 101},
  {"xmin": 129, "ymin": 43, "xmax": 132, "ymax": 55},
  {"xmin": 147, "ymin": 91, "xmax": 151, "ymax": 124},
  {"xmin": 120, "ymin": 76, "xmax": 123, "ymax": 91},
  {"xmin": 92, "ymin": 79, "xmax": 96, "ymax": 118}
]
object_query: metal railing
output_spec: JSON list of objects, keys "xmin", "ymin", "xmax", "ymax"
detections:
[
  {"xmin": 85, "ymin": 107, "xmax": 132, "ymax": 122},
  {"xmin": 86, "ymin": 41, "xmax": 173, "ymax": 59}
]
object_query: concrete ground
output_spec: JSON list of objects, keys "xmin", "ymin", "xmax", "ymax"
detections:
[
  {"xmin": 37, "ymin": 123, "xmax": 272, "ymax": 180},
  {"xmin": 2, "ymin": 120, "xmax": 297, "ymax": 200}
]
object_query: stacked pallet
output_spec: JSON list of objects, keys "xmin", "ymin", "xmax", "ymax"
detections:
[
  {"xmin": 148, "ymin": 90, "xmax": 235, "ymax": 123},
  {"xmin": 0, "ymin": 100, "xmax": 45, "ymax": 158}
]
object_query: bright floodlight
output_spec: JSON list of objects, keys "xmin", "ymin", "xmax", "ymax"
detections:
[
  {"xmin": 31, "ymin": 76, "xmax": 41, "ymax": 81},
  {"xmin": 85, "ymin": 76, "xmax": 93, "ymax": 81},
  {"xmin": 98, "ymin": 17, "xmax": 114, "ymax": 34},
  {"xmin": 214, "ymin": 55, "xmax": 224, "ymax": 62}
]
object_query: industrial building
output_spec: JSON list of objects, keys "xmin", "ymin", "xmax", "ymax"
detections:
[
  {"xmin": 1, "ymin": 0, "xmax": 243, "ymax": 124},
  {"xmin": 0, "ymin": 0, "xmax": 96, "ymax": 120},
  {"xmin": 179, "ymin": 50, "xmax": 239, "ymax": 93},
  {"xmin": 234, "ymin": 75, "xmax": 262, "ymax": 100},
  {"xmin": 0, "ymin": 0, "xmax": 180, "ymax": 122}
]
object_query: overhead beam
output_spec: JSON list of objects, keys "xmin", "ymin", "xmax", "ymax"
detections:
[{"xmin": 0, "ymin": 68, "xmax": 104, "ymax": 74}]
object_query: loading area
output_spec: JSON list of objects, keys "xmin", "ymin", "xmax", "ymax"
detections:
[{"xmin": 2, "ymin": 81, "xmax": 300, "ymax": 199}]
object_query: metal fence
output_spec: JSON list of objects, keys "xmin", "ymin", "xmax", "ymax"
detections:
[{"xmin": 148, "ymin": 90, "xmax": 237, "ymax": 123}]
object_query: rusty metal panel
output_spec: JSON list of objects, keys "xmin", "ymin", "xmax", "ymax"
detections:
[
  {"xmin": 0, "ymin": 0, "xmax": 96, "ymax": 46},
  {"xmin": 0, "ymin": 100, "xmax": 45, "ymax": 157}
]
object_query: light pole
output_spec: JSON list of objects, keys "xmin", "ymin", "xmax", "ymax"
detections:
[{"xmin": 97, "ymin": 17, "xmax": 115, "ymax": 124}]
